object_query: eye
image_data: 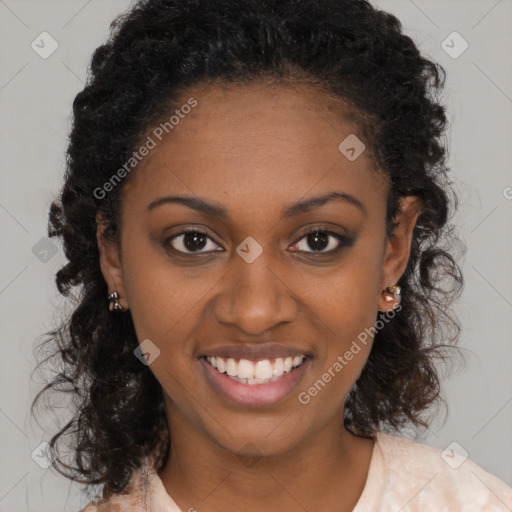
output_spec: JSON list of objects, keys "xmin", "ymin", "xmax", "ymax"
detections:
[
  {"xmin": 163, "ymin": 227, "xmax": 352, "ymax": 257},
  {"xmin": 289, "ymin": 228, "xmax": 352, "ymax": 255},
  {"xmin": 164, "ymin": 229, "xmax": 222, "ymax": 255}
]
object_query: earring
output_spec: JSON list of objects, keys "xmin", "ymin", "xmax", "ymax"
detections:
[
  {"xmin": 381, "ymin": 285, "xmax": 401, "ymax": 310},
  {"xmin": 108, "ymin": 291, "xmax": 125, "ymax": 312}
]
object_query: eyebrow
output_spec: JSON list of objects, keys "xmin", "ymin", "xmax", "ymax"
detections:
[{"xmin": 146, "ymin": 191, "xmax": 366, "ymax": 218}]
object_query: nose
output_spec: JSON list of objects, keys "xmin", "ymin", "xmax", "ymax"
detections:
[{"xmin": 212, "ymin": 250, "xmax": 299, "ymax": 335}]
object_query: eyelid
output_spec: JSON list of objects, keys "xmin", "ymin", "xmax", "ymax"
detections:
[
  {"xmin": 289, "ymin": 227, "xmax": 351, "ymax": 254},
  {"xmin": 164, "ymin": 228, "xmax": 223, "ymax": 254},
  {"xmin": 290, "ymin": 224, "xmax": 348, "ymax": 243},
  {"xmin": 164, "ymin": 225, "xmax": 351, "ymax": 256}
]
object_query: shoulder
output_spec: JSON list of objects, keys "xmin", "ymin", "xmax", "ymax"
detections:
[
  {"xmin": 77, "ymin": 460, "xmax": 157, "ymax": 512},
  {"xmin": 79, "ymin": 497, "xmax": 143, "ymax": 512},
  {"xmin": 375, "ymin": 432, "xmax": 512, "ymax": 510}
]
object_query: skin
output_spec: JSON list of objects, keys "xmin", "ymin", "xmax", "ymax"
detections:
[{"xmin": 97, "ymin": 81, "xmax": 422, "ymax": 512}]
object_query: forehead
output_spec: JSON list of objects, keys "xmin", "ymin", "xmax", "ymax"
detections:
[{"xmin": 122, "ymin": 82, "xmax": 389, "ymax": 218}]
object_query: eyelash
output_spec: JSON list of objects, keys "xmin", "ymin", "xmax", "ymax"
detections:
[{"xmin": 163, "ymin": 227, "xmax": 352, "ymax": 257}]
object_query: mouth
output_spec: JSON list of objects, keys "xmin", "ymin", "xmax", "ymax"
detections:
[
  {"xmin": 199, "ymin": 354, "xmax": 312, "ymax": 407},
  {"xmin": 200, "ymin": 355, "xmax": 308, "ymax": 384}
]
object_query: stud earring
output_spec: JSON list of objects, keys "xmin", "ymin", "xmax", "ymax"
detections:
[
  {"xmin": 382, "ymin": 285, "xmax": 401, "ymax": 311},
  {"xmin": 381, "ymin": 285, "xmax": 401, "ymax": 310},
  {"xmin": 108, "ymin": 291, "xmax": 125, "ymax": 312}
]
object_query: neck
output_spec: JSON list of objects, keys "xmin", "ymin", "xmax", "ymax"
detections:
[{"xmin": 157, "ymin": 399, "xmax": 375, "ymax": 512}]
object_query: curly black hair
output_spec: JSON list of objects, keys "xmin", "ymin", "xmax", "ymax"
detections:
[{"xmin": 32, "ymin": 0, "xmax": 464, "ymax": 498}]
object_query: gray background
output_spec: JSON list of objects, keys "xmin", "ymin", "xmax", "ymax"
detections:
[{"xmin": 0, "ymin": 0, "xmax": 511, "ymax": 510}]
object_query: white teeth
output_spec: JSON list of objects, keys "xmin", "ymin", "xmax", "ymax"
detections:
[
  {"xmin": 216, "ymin": 357, "xmax": 226, "ymax": 374},
  {"xmin": 205, "ymin": 355, "xmax": 307, "ymax": 383},
  {"xmin": 292, "ymin": 356, "xmax": 303, "ymax": 368},
  {"xmin": 273, "ymin": 357, "xmax": 285, "ymax": 375},
  {"xmin": 248, "ymin": 378, "xmax": 271, "ymax": 384},
  {"xmin": 254, "ymin": 360, "xmax": 273, "ymax": 379},
  {"xmin": 238, "ymin": 359, "xmax": 255, "ymax": 379},
  {"xmin": 226, "ymin": 358, "xmax": 238, "ymax": 376}
]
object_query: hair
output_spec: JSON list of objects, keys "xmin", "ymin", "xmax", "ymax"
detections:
[{"xmin": 32, "ymin": 0, "xmax": 464, "ymax": 498}]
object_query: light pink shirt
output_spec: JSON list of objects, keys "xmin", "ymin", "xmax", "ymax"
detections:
[{"xmin": 81, "ymin": 432, "xmax": 512, "ymax": 511}]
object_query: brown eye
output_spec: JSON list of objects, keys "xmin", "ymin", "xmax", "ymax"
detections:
[
  {"xmin": 164, "ymin": 230, "xmax": 222, "ymax": 254},
  {"xmin": 289, "ymin": 229, "xmax": 352, "ymax": 254}
]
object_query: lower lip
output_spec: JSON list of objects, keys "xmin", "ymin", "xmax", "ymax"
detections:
[{"xmin": 199, "ymin": 356, "xmax": 311, "ymax": 407}]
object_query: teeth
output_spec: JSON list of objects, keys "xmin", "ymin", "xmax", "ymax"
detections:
[
  {"xmin": 292, "ymin": 356, "xmax": 303, "ymax": 368},
  {"xmin": 238, "ymin": 359, "xmax": 255, "ymax": 379},
  {"xmin": 226, "ymin": 358, "xmax": 238, "ymax": 377},
  {"xmin": 205, "ymin": 355, "xmax": 306, "ymax": 383},
  {"xmin": 273, "ymin": 357, "xmax": 285, "ymax": 375},
  {"xmin": 254, "ymin": 360, "xmax": 273, "ymax": 379},
  {"xmin": 217, "ymin": 357, "xmax": 226, "ymax": 373}
]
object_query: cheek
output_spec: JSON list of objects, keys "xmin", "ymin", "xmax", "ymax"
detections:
[
  {"xmin": 120, "ymin": 236, "xmax": 204, "ymax": 343},
  {"xmin": 316, "ymin": 252, "xmax": 382, "ymax": 334},
  {"xmin": 302, "ymin": 246, "xmax": 382, "ymax": 396}
]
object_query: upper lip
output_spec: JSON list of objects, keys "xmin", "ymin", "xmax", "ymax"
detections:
[{"xmin": 200, "ymin": 343, "xmax": 311, "ymax": 361}]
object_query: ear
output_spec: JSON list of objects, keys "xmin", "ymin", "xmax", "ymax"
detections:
[
  {"xmin": 378, "ymin": 196, "xmax": 423, "ymax": 311},
  {"xmin": 96, "ymin": 213, "xmax": 130, "ymax": 310}
]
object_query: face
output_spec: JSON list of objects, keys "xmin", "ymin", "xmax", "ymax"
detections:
[{"xmin": 98, "ymin": 82, "xmax": 421, "ymax": 458}]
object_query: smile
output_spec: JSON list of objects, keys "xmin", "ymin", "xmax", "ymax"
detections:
[
  {"xmin": 203, "ymin": 355, "xmax": 307, "ymax": 384},
  {"xmin": 199, "ymin": 355, "xmax": 312, "ymax": 407}
]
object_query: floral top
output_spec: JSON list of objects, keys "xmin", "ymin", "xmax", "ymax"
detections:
[{"xmin": 81, "ymin": 432, "xmax": 512, "ymax": 511}]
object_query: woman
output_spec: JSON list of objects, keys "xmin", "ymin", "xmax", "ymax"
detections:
[{"xmin": 32, "ymin": 0, "xmax": 512, "ymax": 510}]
